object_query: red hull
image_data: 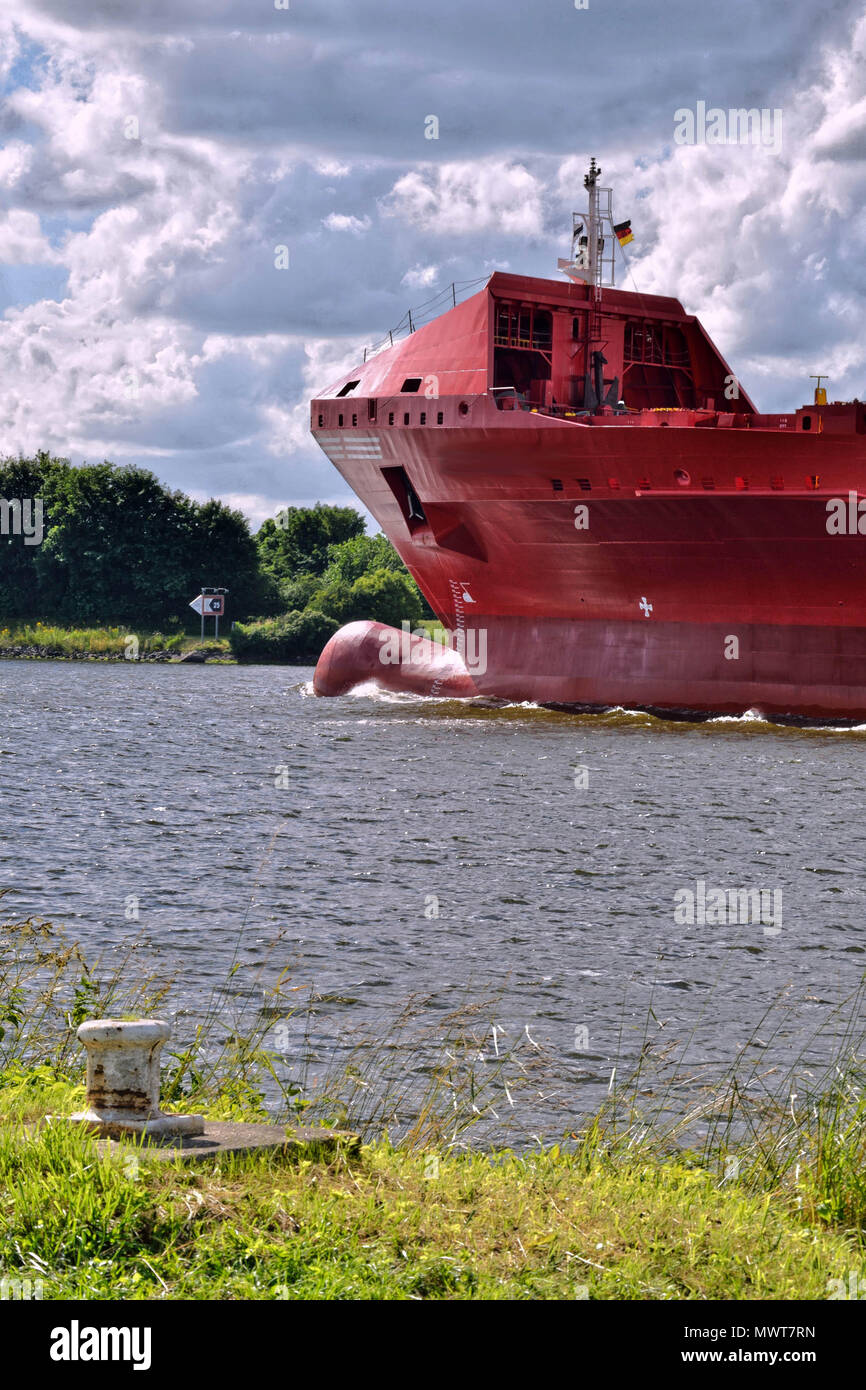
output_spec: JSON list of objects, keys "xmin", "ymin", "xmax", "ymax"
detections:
[{"xmin": 310, "ymin": 273, "xmax": 866, "ymax": 719}]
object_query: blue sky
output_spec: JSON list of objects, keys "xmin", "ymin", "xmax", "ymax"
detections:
[{"xmin": 1, "ymin": 1, "xmax": 865, "ymax": 526}]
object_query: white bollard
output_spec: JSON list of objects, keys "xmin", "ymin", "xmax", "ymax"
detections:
[{"xmin": 70, "ymin": 1018, "xmax": 204, "ymax": 1138}]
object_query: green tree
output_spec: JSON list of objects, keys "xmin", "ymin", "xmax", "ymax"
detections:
[
  {"xmin": 257, "ymin": 504, "xmax": 365, "ymax": 582},
  {"xmin": 0, "ymin": 452, "xmax": 52, "ymax": 622},
  {"xmin": 317, "ymin": 568, "xmax": 424, "ymax": 628},
  {"xmin": 278, "ymin": 574, "xmax": 321, "ymax": 611},
  {"xmin": 319, "ymin": 533, "xmax": 432, "ymax": 619},
  {"xmin": 321, "ymin": 532, "xmax": 405, "ymax": 586},
  {"xmin": 0, "ymin": 453, "xmax": 278, "ymax": 626}
]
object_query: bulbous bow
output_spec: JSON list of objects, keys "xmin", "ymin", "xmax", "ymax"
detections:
[{"xmin": 313, "ymin": 620, "xmax": 478, "ymax": 698}]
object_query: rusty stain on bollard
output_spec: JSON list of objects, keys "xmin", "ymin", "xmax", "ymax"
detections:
[{"xmin": 69, "ymin": 1019, "xmax": 204, "ymax": 1138}]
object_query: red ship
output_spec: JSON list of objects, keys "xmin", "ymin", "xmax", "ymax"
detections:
[{"xmin": 310, "ymin": 160, "xmax": 866, "ymax": 721}]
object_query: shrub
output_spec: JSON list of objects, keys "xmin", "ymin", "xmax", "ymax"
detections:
[{"xmin": 229, "ymin": 610, "xmax": 338, "ymax": 663}]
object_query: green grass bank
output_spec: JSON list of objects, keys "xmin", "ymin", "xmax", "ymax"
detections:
[
  {"xmin": 1, "ymin": 1067, "xmax": 864, "ymax": 1301},
  {"xmin": 2, "ymin": 915, "xmax": 864, "ymax": 1300}
]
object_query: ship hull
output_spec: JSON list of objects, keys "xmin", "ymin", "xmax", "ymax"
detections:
[
  {"xmin": 312, "ymin": 414, "xmax": 866, "ymax": 719},
  {"xmin": 440, "ymin": 615, "xmax": 866, "ymax": 720}
]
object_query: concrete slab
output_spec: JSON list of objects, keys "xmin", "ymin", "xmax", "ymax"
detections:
[{"xmin": 92, "ymin": 1121, "xmax": 360, "ymax": 1163}]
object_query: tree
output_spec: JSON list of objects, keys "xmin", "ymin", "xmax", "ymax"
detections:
[
  {"xmin": 321, "ymin": 532, "xmax": 405, "ymax": 587},
  {"xmin": 257, "ymin": 504, "xmax": 365, "ymax": 582},
  {"xmin": 316, "ymin": 568, "xmax": 424, "ymax": 629},
  {"xmin": 0, "ymin": 453, "xmax": 279, "ymax": 626}
]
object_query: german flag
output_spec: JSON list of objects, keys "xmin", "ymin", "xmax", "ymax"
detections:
[{"xmin": 613, "ymin": 219, "xmax": 634, "ymax": 247}]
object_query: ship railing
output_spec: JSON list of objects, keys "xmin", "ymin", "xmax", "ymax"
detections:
[
  {"xmin": 362, "ymin": 275, "xmax": 491, "ymax": 362},
  {"xmin": 493, "ymin": 331, "xmax": 554, "ymax": 351}
]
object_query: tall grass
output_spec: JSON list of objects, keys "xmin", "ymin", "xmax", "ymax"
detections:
[
  {"xmin": 0, "ymin": 624, "xmax": 187, "ymax": 655},
  {"xmin": 1, "ymin": 902, "xmax": 864, "ymax": 1239}
]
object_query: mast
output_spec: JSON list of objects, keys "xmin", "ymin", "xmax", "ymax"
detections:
[
  {"xmin": 559, "ymin": 158, "xmax": 619, "ymax": 411},
  {"xmin": 563, "ymin": 157, "xmax": 615, "ymax": 288},
  {"xmin": 584, "ymin": 156, "xmax": 602, "ymax": 289}
]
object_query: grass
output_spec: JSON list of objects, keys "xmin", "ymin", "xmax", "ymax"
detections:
[
  {"xmin": 1, "ymin": 908, "xmax": 865, "ymax": 1299},
  {"xmin": 0, "ymin": 1072, "xmax": 863, "ymax": 1300},
  {"xmin": 0, "ymin": 624, "xmax": 228, "ymax": 657},
  {"xmin": 417, "ymin": 619, "xmax": 451, "ymax": 645}
]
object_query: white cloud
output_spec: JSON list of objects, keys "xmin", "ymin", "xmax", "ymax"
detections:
[
  {"xmin": 0, "ymin": 209, "xmax": 60, "ymax": 264},
  {"xmin": 321, "ymin": 213, "xmax": 372, "ymax": 234},
  {"xmin": 401, "ymin": 263, "xmax": 438, "ymax": 289},
  {"xmin": 381, "ymin": 161, "xmax": 545, "ymax": 237}
]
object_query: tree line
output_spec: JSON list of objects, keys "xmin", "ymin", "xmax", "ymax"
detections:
[{"xmin": 0, "ymin": 455, "xmax": 429, "ymax": 651}]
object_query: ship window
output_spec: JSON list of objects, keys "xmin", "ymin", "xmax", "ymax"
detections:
[
  {"xmin": 338, "ymin": 413, "xmax": 344, "ymax": 426},
  {"xmin": 608, "ymin": 477, "xmax": 620, "ymax": 489},
  {"xmin": 368, "ymin": 399, "xmax": 377, "ymax": 421},
  {"xmin": 459, "ymin": 402, "xmax": 469, "ymax": 415},
  {"xmin": 420, "ymin": 411, "xmax": 426, "ymax": 425},
  {"xmin": 317, "ymin": 414, "xmax": 323, "ymax": 428},
  {"xmin": 337, "ymin": 380, "xmax": 360, "ymax": 397},
  {"xmin": 401, "ymin": 377, "xmax": 422, "ymax": 393},
  {"xmin": 388, "ymin": 412, "xmax": 394, "ymax": 425},
  {"xmin": 437, "ymin": 411, "xmax": 444, "ymax": 424},
  {"xmin": 551, "ymin": 479, "xmax": 563, "ymax": 491},
  {"xmin": 572, "ymin": 317, "xmax": 582, "ymax": 340},
  {"xmin": 802, "ymin": 415, "xmax": 812, "ymax": 431},
  {"xmin": 577, "ymin": 478, "xmax": 591, "ymax": 491},
  {"xmin": 403, "ymin": 412, "xmax": 410, "ymax": 425},
  {"xmin": 351, "ymin": 414, "xmax": 357, "ymax": 427}
]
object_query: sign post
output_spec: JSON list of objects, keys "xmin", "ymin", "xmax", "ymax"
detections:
[{"xmin": 188, "ymin": 588, "xmax": 228, "ymax": 642}]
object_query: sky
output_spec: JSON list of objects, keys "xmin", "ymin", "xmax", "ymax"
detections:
[{"xmin": 1, "ymin": 0, "xmax": 866, "ymax": 528}]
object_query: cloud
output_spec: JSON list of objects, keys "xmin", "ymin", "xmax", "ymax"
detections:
[
  {"xmin": 382, "ymin": 162, "xmax": 545, "ymax": 238},
  {"xmin": 0, "ymin": 208, "xmax": 59, "ymax": 263},
  {"xmin": 0, "ymin": 0, "xmax": 865, "ymax": 528},
  {"xmin": 321, "ymin": 213, "xmax": 372, "ymax": 234},
  {"xmin": 401, "ymin": 264, "xmax": 438, "ymax": 289}
]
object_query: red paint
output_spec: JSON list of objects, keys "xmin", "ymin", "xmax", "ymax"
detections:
[
  {"xmin": 311, "ymin": 272, "xmax": 866, "ymax": 718},
  {"xmin": 314, "ymin": 620, "xmax": 477, "ymax": 699}
]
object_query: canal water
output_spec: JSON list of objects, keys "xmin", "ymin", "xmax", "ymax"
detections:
[{"xmin": 1, "ymin": 659, "xmax": 864, "ymax": 1143}]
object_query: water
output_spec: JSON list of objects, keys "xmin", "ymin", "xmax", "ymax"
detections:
[{"xmin": 1, "ymin": 659, "xmax": 864, "ymax": 1142}]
